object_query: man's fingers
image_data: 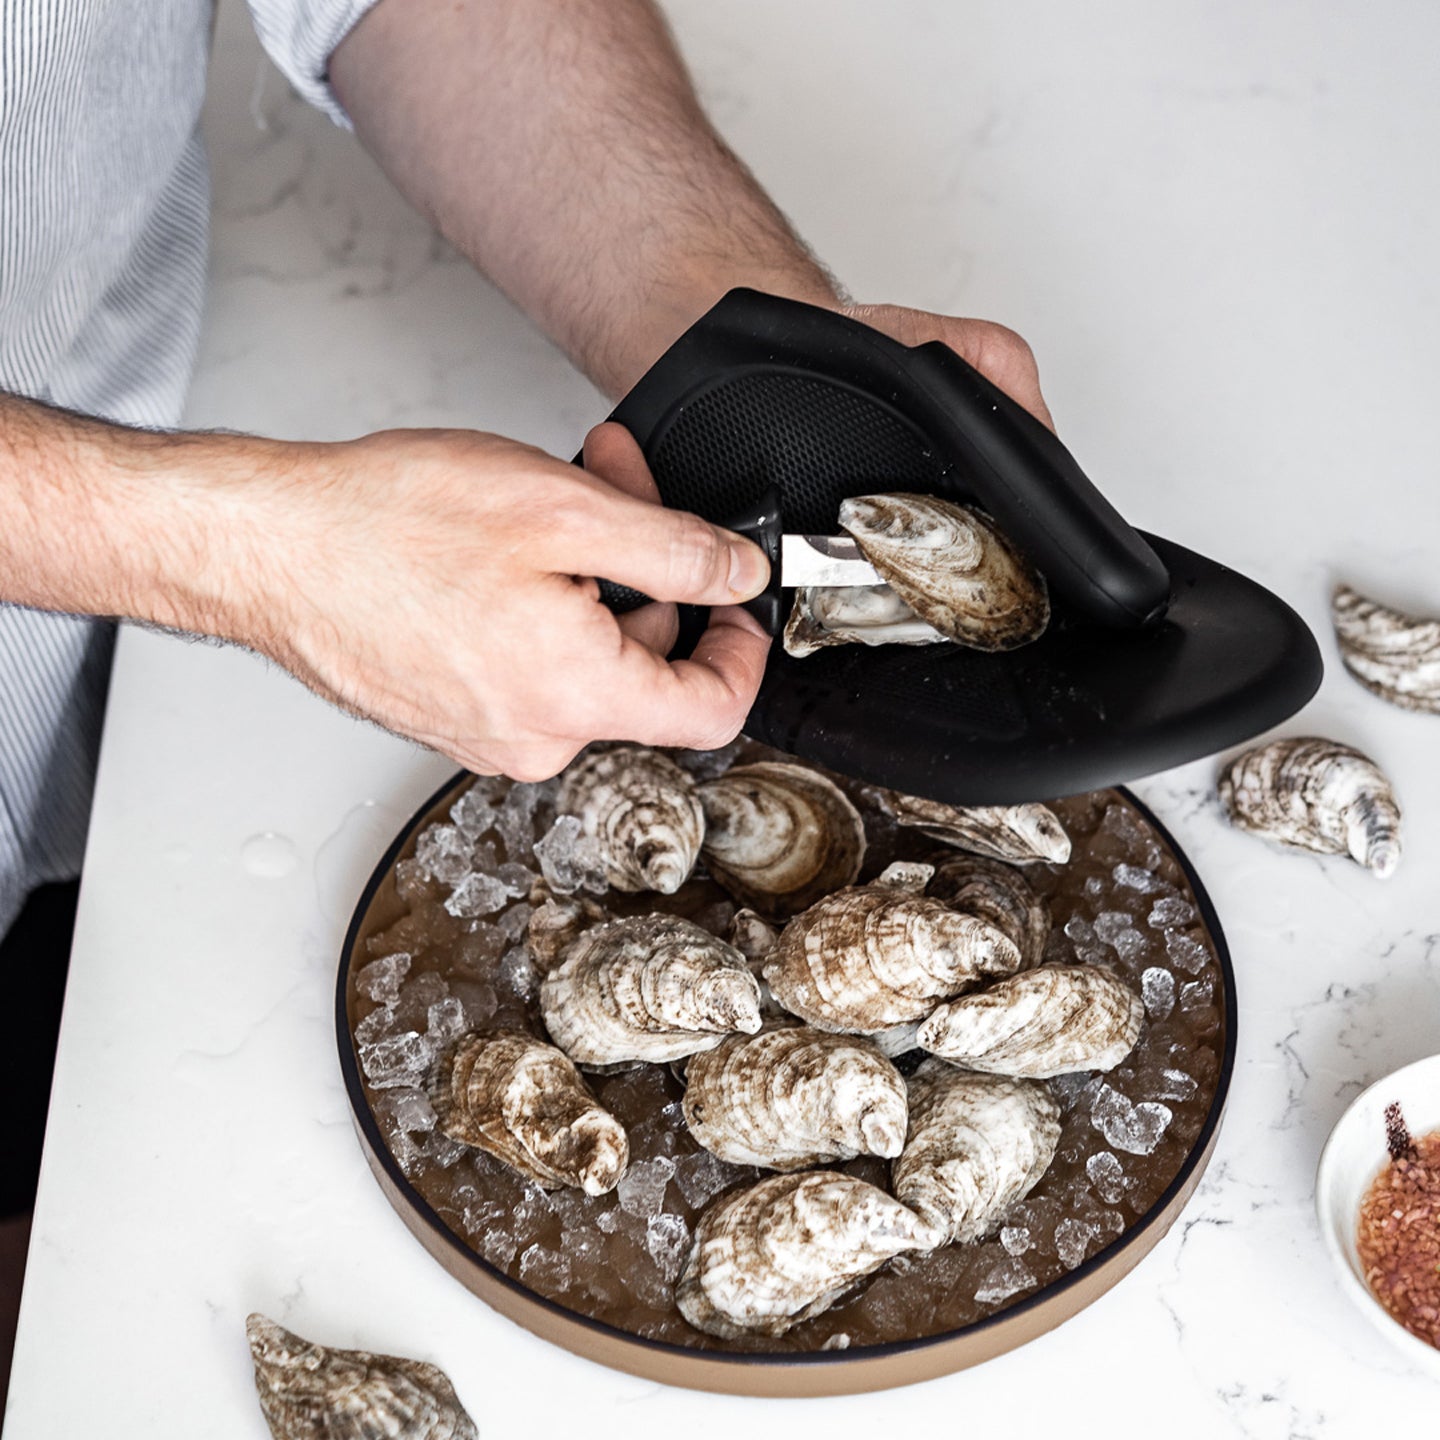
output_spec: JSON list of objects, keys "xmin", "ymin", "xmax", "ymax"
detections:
[
  {"xmin": 615, "ymin": 599, "xmax": 680, "ymax": 656},
  {"xmin": 581, "ymin": 422, "xmax": 661, "ymax": 504}
]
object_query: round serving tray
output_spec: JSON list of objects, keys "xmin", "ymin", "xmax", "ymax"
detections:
[{"xmin": 337, "ymin": 770, "xmax": 1235, "ymax": 1397}]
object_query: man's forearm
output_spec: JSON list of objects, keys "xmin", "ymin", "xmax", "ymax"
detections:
[{"xmin": 330, "ymin": 0, "xmax": 842, "ymax": 398}]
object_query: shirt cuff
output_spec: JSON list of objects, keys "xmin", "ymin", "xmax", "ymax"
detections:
[{"xmin": 244, "ymin": 0, "xmax": 387, "ymax": 128}]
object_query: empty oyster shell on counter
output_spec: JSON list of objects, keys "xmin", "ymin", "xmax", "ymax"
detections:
[
  {"xmin": 1332, "ymin": 584, "xmax": 1440, "ymax": 715},
  {"xmin": 783, "ymin": 582, "xmax": 948, "ymax": 658},
  {"xmin": 682, "ymin": 1027, "xmax": 908, "ymax": 1170},
  {"xmin": 1217, "ymin": 735, "xmax": 1402, "ymax": 878},
  {"xmin": 927, "ymin": 854, "xmax": 1051, "ymax": 969},
  {"xmin": 540, "ymin": 915, "xmax": 763, "ymax": 1065},
  {"xmin": 878, "ymin": 789, "xmax": 1072, "ymax": 864},
  {"xmin": 892, "ymin": 1060, "xmax": 1061, "ymax": 1245},
  {"xmin": 918, "ymin": 964, "xmax": 1144, "ymax": 1078},
  {"xmin": 557, "ymin": 746, "xmax": 705, "ymax": 894},
  {"xmin": 838, "ymin": 493, "xmax": 1050, "ymax": 651},
  {"xmin": 675, "ymin": 1171, "xmax": 942, "ymax": 1338},
  {"xmin": 428, "ymin": 1029, "xmax": 628, "ymax": 1194},
  {"xmin": 763, "ymin": 885, "xmax": 1021, "ymax": 1032},
  {"xmin": 247, "ymin": 1314, "xmax": 477, "ymax": 1440},
  {"xmin": 697, "ymin": 761, "xmax": 866, "ymax": 918}
]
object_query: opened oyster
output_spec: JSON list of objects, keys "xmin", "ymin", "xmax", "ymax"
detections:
[
  {"xmin": 927, "ymin": 854, "xmax": 1051, "ymax": 968},
  {"xmin": 675, "ymin": 1171, "xmax": 941, "ymax": 1338},
  {"xmin": 682, "ymin": 1027, "xmax": 908, "ymax": 1170},
  {"xmin": 763, "ymin": 884, "xmax": 1020, "ymax": 1032},
  {"xmin": 892, "ymin": 1060, "xmax": 1061, "ymax": 1245},
  {"xmin": 917, "ymin": 964, "xmax": 1144, "ymax": 1077},
  {"xmin": 557, "ymin": 746, "xmax": 704, "ymax": 894},
  {"xmin": 247, "ymin": 1314, "xmax": 477, "ymax": 1440},
  {"xmin": 878, "ymin": 789, "xmax": 1072, "ymax": 864},
  {"xmin": 1217, "ymin": 735, "xmax": 1402, "ymax": 878},
  {"xmin": 783, "ymin": 582, "xmax": 947, "ymax": 658},
  {"xmin": 540, "ymin": 915, "xmax": 763, "ymax": 1065},
  {"xmin": 698, "ymin": 761, "xmax": 866, "ymax": 918},
  {"xmin": 1332, "ymin": 584, "xmax": 1440, "ymax": 715},
  {"xmin": 838, "ymin": 493, "xmax": 1050, "ymax": 651},
  {"xmin": 429, "ymin": 1030, "xmax": 628, "ymax": 1194}
]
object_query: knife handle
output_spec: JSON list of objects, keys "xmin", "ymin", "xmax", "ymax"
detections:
[{"xmin": 596, "ymin": 486, "xmax": 785, "ymax": 635}]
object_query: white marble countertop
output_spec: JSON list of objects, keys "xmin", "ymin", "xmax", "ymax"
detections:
[{"xmin": 7, "ymin": 1, "xmax": 1440, "ymax": 1434}]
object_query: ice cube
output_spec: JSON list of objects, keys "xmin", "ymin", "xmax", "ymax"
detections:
[
  {"xmin": 1164, "ymin": 929, "xmax": 1210, "ymax": 974},
  {"xmin": 360, "ymin": 1030, "xmax": 436, "ymax": 1089},
  {"xmin": 976, "ymin": 1256, "xmax": 1037, "ymax": 1304},
  {"xmin": 496, "ymin": 901, "xmax": 535, "ymax": 943},
  {"xmin": 451, "ymin": 780, "xmax": 506, "ymax": 840},
  {"xmin": 533, "ymin": 816, "xmax": 606, "ymax": 895},
  {"xmin": 821, "ymin": 1333, "xmax": 852, "ymax": 1352},
  {"xmin": 1086, "ymin": 1150, "xmax": 1128, "ymax": 1204},
  {"xmin": 1113, "ymin": 863, "xmax": 1166, "ymax": 894},
  {"xmin": 386, "ymin": 1126, "xmax": 424, "ymax": 1177},
  {"xmin": 376, "ymin": 1086, "xmax": 436, "ymax": 1134},
  {"xmin": 1090, "ymin": 1083, "xmax": 1172, "ymax": 1155},
  {"xmin": 1083, "ymin": 876, "xmax": 1105, "ymax": 898},
  {"xmin": 479, "ymin": 1228, "xmax": 518, "ymax": 1272},
  {"xmin": 496, "ymin": 945, "xmax": 538, "ymax": 1002},
  {"xmin": 672, "ymin": 1150, "xmax": 744, "ymax": 1210},
  {"xmin": 356, "ymin": 952, "xmax": 412, "ymax": 1005},
  {"xmin": 1153, "ymin": 1066, "xmax": 1198, "ymax": 1101},
  {"xmin": 450, "ymin": 978, "xmax": 498, "ymax": 1028},
  {"xmin": 1141, "ymin": 966, "xmax": 1175, "ymax": 1020},
  {"xmin": 1148, "ymin": 895, "xmax": 1197, "ymax": 928},
  {"xmin": 1063, "ymin": 916, "xmax": 1096, "ymax": 945},
  {"xmin": 426, "ymin": 996, "xmax": 468, "ymax": 1044},
  {"xmin": 1055, "ymin": 1218, "xmax": 1098, "ymax": 1270},
  {"xmin": 1047, "ymin": 1070, "xmax": 1101, "ymax": 1114},
  {"xmin": 596, "ymin": 1206, "xmax": 623, "ymax": 1234},
  {"xmin": 453, "ymin": 922, "xmax": 507, "ymax": 972},
  {"xmin": 496, "ymin": 783, "xmax": 548, "ymax": 863},
  {"xmin": 393, "ymin": 859, "xmax": 433, "ymax": 903},
  {"xmin": 1093, "ymin": 911, "xmax": 1134, "ymax": 943},
  {"xmin": 415, "ymin": 823, "xmax": 475, "ymax": 886},
  {"xmin": 393, "ymin": 972, "xmax": 451, "ymax": 1032},
  {"xmin": 645, "ymin": 1212, "xmax": 691, "ymax": 1282},
  {"xmin": 444, "ymin": 870, "xmax": 512, "ymax": 919},
  {"xmin": 617, "ymin": 1157, "xmax": 677, "ymax": 1218},
  {"xmin": 1179, "ymin": 977, "xmax": 1215, "ymax": 1012},
  {"xmin": 421, "ymin": 1131, "xmax": 469, "ymax": 1168},
  {"xmin": 355, "ymin": 1005, "xmax": 397, "ymax": 1045},
  {"xmin": 518, "ymin": 1243, "xmax": 572, "ymax": 1292},
  {"xmin": 999, "ymin": 1225, "xmax": 1032, "ymax": 1256}
]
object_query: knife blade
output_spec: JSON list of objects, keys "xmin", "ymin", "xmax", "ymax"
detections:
[{"xmin": 778, "ymin": 534, "xmax": 882, "ymax": 588}]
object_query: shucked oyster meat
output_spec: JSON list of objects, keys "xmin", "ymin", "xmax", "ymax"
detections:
[
  {"xmin": 675, "ymin": 1171, "xmax": 942, "ymax": 1338},
  {"xmin": 763, "ymin": 883, "xmax": 1021, "ymax": 1033},
  {"xmin": 247, "ymin": 1314, "xmax": 477, "ymax": 1440},
  {"xmin": 878, "ymin": 788, "xmax": 1072, "ymax": 864},
  {"xmin": 892, "ymin": 1060, "xmax": 1061, "ymax": 1245},
  {"xmin": 428, "ymin": 1029, "xmax": 628, "ymax": 1194},
  {"xmin": 698, "ymin": 761, "xmax": 866, "ymax": 919},
  {"xmin": 1332, "ymin": 584, "xmax": 1440, "ymax": 715},
  {"xmin": 540, "ymin": 914, "xmax": 763, "ymax": 1065},
  {"xmin": 1217, "ymin": 735, "xmax": 1402, "ymax": 878},
  {"xmin": 783, "ymin": 581, "xmax": 948, "ymax": 658},
  {"xmin": 682, "ymin": 1026, "xmax": 908, "ymax": 1171},
  {"xmin": 557, "ymin": 746, "xmax": 704, "ymax": 894},
  {"xmin": 917, "ymin": 964, "xmax": 1144, "ymax": 1078}
]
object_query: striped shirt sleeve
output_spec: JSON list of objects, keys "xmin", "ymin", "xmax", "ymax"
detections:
[{"xmin": 244, "ymin": 0, "xmax": 386, "ymax": 127}]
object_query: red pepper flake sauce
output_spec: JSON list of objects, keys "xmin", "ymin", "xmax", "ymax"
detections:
[{"xmin": 1356, "ymin": 1103, "xmax": 1440, "ymax": 1349}]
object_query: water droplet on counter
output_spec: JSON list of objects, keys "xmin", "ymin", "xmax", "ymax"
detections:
[{"xmin": 242, "ymin": 832, "xmax": 299, "ymax": 878}]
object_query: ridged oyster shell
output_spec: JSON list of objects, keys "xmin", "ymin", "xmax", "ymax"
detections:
[
  {"xmin": 557, "ymin": 746, "xmax": 704, "ymax": 894},
  {"xmin": 1217, "ymin": 735, "xmax": 1402, "ymax": 878},
  {"xmin": 247, "ymin": 1314, "xmax": 477, "ymax": 1440},
  {"xmin": 839, "ymin": 493, "xmax": 1050, "ymax": 651},
  {"xmin": 698, "ymin": 761, "xmax": 866, "ymax": 918},
  {"xmin": 763, "ymin": 885, "xmax": 1021, "ymax": 1032},
  {"xmin": 675, "ymin": 1171, "xmax": 942, "ymax": 1338},
  {"xmin": 1333, "ymin": 584, "xmax": 1440, "ymax": 714},
  {"xmin": 927, "ymin": 854, "xmax": 1051, "ymax": 968},
  {"xmin": 892, "ymin": 1060, "xmax": 1061, "ymax": 1245},
  {"xmin": 540, "ymin": 915, "xmax": 763, "ymax": 1065},
  {"xmin": 428, "ymin": 1029, "xmax": 628, "ymax": 1194},
  {"xmin": 917, "ymin": 964, "xmax": 1144, "ymax": 1077},
  {"xmin": 783, "ymin": 582, "xmax": 947, "ymax": 658},
  {"xmin": 682, "ymin": 1027, "xmax": 908, "ymax": 1170},
  {"xmin": 879, "ymin": 789, "xmax": 1072, "ymax": 864},
  {"xmin": 526, "ymin": 892, "xmax": 607, "ymax": 973}
]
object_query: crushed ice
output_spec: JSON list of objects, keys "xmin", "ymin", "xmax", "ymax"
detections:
[
  {"xmin": 1141, "ymin": 966, "xmax": 1176, "ymax": 1019},
  {"xmin": 1090, "ymin": 1083, "xmax": 1172, "ymax": 1156}
]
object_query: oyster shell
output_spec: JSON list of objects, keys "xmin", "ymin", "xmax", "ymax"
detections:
[
  {"xmin": 539, "ymin": 915, "xmax": 763, "ymax": 1065},
  {"xmin": 557, "ymin": 746, "xmax": 705, "ymax": 894},
  {"xmin": 247, "ymin": 1314, "xmax": 477, "ymax": 1440},
  {"xmin": 782, "ymin": 582, "xmax": 947, "ymax": 659},
  {"xmin": 682, "ymin": 1027, "xmax": 908, "ymax": 1170},
  {"xmin": 1217, "ymin": 735, "xmax": 1402, "ymax": 878},
  {"xmin": 428, "ymin": 1029, "xmax": 628, "ymax": 1194},
  {"xmin": 763, "ymin": 885, "xmax": 1021, "ymax": 1032},
  {"xmin": 917, "ymin": 964, "xmax": 1144, "ymax": 1077},
  {"xmin": 879, "ymin": 789, "xmax": 1071, "ymax": 864},
  {"xmin": 892, "ymin": 1060, "xmax": 1061, "ymax": 1244},
  {"xmin": 728, "ymin": 907, "xmax": 780, "ymax": 964},
  {"xmin": 926, "ymin": 854, "xmax": 1051, "ymax": 968},
  {"xmin": 675, "ymin": 1171, "xmax": 942, "ymax": 1338},
  {"xmin": 1332, "ymin": 584, "xmax": 1440, "ymax": 714},
  {"xmin": 838, "ymin": 493, "xmax": 1050, "ymax": 651},
  {"xmin": 526, "ymin": 892, "xmax": 607, "ymax": 973},
  {"xmin": 697, "ymin": 761, "xmax": 866, "ymax": 918}
]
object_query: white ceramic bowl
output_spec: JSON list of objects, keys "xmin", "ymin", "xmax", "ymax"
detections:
[{"xmin": 1316, "ymin": 1053, "xmax": 1440, "ymax": 1376}]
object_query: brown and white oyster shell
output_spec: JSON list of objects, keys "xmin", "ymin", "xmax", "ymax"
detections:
[
  {"xmin": 675, "ymin": 1171, "xmax": 942, "ymax": 1338},
  {"xmin": 247, "ymin": 1314, "xmax": 477, "ymax": 1440},
  {"xmin": 682, "ymin": 1027, "xmax": 908, "ymax": 1171},
  {"xmin": 838, "ymin": 493, "xmax": 1050, "ymax": 651},
  {"xmin": 1333, "ymin": 584, "xmax": 1440, "ymax": 714},
  {"xmin": 917, "ymin": 964, "xmax": 1144, "ymax": 1077},
  {"xmin": 926, "ymin": 854, "xmax": 1051, "ymax": 968},
  {"xmin": 526, "ymin": 892, "xmax": 608, "ymax": 974},
  {"xmin": 1217, "ymin": 735, "xmax": 1402, "ymax": 878},
  {"xmin": 428, "ymin": 1029, "xmax": 628, "ymax": 1194},
  {"xmin": 697, "ymin": 761, "xmax": 866, "ymax": 919},
  {"xmin": 878, "ymin": 789, "xmax": 1072, "ymax": 864},
  {"xmin": 557, "ymin": 746, "xmax": 705, "ymax": 894},
  {"xmin": 783, "ymin": 582, "xmax": 948, "ymax": 658},
  {"xmin": 539, "ymin": 915, "xmax": 763, "ymax": 1065},
  {"xmin": 763, "ymin": 885, "xmax": 1021, "ymax": 1033},
  {"xmin": 892, "ymin": 1060, "xmax": 1061, "ymax": 1245}
]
